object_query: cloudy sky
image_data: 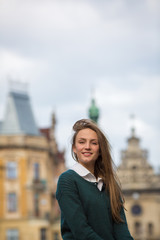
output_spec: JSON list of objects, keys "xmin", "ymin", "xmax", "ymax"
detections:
[{"xmin": 0, "ymin": 0, "xmax": 160, "ymax": 170}]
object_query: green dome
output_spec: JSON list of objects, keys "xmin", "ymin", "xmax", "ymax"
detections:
[{"xmin": 88, "ymin": 98, "xmax": 99, "ymax": 123}]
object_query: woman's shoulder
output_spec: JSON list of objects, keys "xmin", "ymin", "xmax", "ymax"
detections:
[
  {"xmin": 56, "ymin": 169, "xmax": 78, "ymax": 199},
  {"xmin": 57, "ymin": 169, "xmax": 79, "ymax": 189},
  {"xmin": 58, "ymin": 169, "xmax": 77, "ymax": 181}
]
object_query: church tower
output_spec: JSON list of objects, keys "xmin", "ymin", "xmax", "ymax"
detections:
[
  {"xmin": 118, "ymin": 127, "xmax": 158, "ymax": 190},
  {"xmin": 88, "ymin": 98, "xmax": 99, "ymax": 123},
  {"xmin": 117, "ymin": 127, "xmax": 160, "ymax": 240}
]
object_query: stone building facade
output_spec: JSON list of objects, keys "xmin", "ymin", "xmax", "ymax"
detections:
[
  {"xmin": 117, "ymin": 128, "xmax": 160, "ymax": 240},
  {"xmin": 0, "ymin": 89, "xmax": 65, "ymax": 240}
]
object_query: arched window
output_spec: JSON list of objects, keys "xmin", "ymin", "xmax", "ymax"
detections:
[
  {"xmin": 134, "ymin": 221, "xmax": 142, "ymax": 235},
  {"xmin": 148, "ymin": 223, "xmax": 154, "ymax": 235}
]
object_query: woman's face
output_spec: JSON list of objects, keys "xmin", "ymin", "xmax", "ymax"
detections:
[{"xmin": 73, "ymin": 128, "xmax": 100, "ymax": 172}]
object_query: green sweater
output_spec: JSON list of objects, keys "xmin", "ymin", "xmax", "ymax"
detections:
[{"xmin": 56, "ymin": 170, "xmax": 134, "ymax": 240}]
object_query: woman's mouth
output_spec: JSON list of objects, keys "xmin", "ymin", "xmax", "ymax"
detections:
[{"xmin": 82, "ymin": 152, "xmax": 92, "ymax": 156}]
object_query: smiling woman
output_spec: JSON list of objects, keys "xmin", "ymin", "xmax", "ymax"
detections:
[
  {"xmin": 72, "ymin": 128, "xmax": 100, "ymax": 174},
  {"xmin": 56, "ymin": 119, "xmax": 134, "ymax": 240}
]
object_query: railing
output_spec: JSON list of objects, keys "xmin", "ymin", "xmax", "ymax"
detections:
[{"xmin": 32, "ymin": 179, "xmax": 47, "ymax": 191}]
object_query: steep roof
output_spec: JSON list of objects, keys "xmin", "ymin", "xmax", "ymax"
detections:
[{"xmin": 0, "ymin": 91, "xmax": 40, "ymax": 136}]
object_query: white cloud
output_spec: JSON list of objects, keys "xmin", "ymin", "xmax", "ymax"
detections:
[
  {"xmin": 0, "ymin": 0, "xmax": 159, "ymax": 170},
  {"xmin": 0, "ymin": 49, "xmax": 33, "ymax": 74},
  {"xmin": 0, "ymin": 48, "xmax": 49, "ymax": 87},
  {"xmin": 0, "ymin": 0, "xmax": 100, "ymax": 37}
]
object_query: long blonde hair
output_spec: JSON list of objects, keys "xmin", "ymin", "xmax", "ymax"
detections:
[{"xmin": 71, "ymin": 119, "xmax": 124, "ymax": 223}]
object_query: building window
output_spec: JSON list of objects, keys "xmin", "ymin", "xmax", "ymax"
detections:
[
  {"xmin": 40, "ymin": 228, "xmax": 47, "ymax": 240},
  {"xmin": 34, "ymin": 163, "xmax": 40, "ymax": 180},
  {"xmin": 34, "ymin": 193, "xmax": 39, "ymax": 217},
  {"xmin": 53, "ymin": 232, "xmax": 59, "ymax": 240},
  {"xmin": 7, "ymin": 193, "xmax": 17, "ymax": 212},
  {"xmin": 6, "ymin": 229, "xmax": 19, "ymax": 240},
  {"xmin": 132, "ymin": 165, "xmax": 137, "ymax": 170},
  {"xmin": 6, "ymin": 162, "xmax": 17, "ymax": 179},
  {"xmin": 134, "ymin": 221, "xmax": 142, "ymax": 235},
  {"xmin": 148, "ymin": 223, "xmax": 154, "ymax": 235}
]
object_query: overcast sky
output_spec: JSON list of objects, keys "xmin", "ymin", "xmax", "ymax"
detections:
[{"xmin": 0, "ymin": 0, "xmax": 160, "ymax": 170}]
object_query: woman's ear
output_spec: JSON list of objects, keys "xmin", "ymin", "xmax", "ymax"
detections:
[{"xmin": 72, "ymin": 145, "xmax": 76, "ymax": 154}]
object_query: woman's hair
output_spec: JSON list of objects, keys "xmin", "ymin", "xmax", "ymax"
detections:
[{"xmin": 71, "ymin": 119, "xmax": 125, "ymax": 223}]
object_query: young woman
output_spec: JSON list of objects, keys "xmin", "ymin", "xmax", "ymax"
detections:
[{"xmin": 56, "ymin": 119, "xmax": 134, "ymax": 240}]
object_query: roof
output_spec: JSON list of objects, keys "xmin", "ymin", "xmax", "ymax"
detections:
[
  {"xmin": 0, "ymin": 91, "xmax": 40, "ymax": 136},
  {"xmin": 39, "ymin": 128, "xmax": 50, "ymax": 140}
]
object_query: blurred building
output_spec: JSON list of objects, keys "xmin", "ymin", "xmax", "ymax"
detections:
[
  {"xmin": 117, "ymin": 127, "xmax": 160, "ymax": 240},
  {"xmin": 89, "ymin": 97, "xmax": 160, "ymax": 240},
  {"xmin": 0, "ymin": 87, "xmax": 65, "ymax": 240}
]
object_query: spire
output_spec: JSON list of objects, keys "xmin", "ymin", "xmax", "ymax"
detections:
[
  {"xmin": 50, "ymin": 112, "xmax": 56, "ymax": 140},
  {"xmin": 88, "ymin": 98, "xmax": 100, "ymax": 123},
  {"xmin": 127, "ymin": 114, "xmax": 140, "ymax": 147},
  {"xmin": 130, "ymin": 114, "xmax": 136, "ymax": 137}
]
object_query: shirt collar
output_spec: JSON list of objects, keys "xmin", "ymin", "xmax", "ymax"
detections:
[
  {"xmin": 71, "ymin": 162, "xmax": 92, "ymax": 177},
  {"xmin": 71, "ymin": 162, "xmax": 103, "ymax": 191}
]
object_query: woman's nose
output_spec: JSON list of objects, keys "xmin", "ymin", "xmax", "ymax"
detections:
[{"xmin": 84, "ymin": 142, "xmax": 91, "ymax": 149}]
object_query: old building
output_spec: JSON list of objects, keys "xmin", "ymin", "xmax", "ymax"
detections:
[
  {"xmin": 0, "ymin": 87, "xmax": 65, "ymax": 240},
  {"xmin": 117, "ymin": 127, "xmax": 160, "ymax": 240}
]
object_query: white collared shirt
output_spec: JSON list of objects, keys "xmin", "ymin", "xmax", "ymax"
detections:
[{"xmin": 71, "ymin": 162, "xmax": 103, "ymax": 191}]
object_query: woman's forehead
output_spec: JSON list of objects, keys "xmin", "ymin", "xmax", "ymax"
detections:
[{"xmin": 76, "ymin": 128, "xmax": 98, "ymax": 139}]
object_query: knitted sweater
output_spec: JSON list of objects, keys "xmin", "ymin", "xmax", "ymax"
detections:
[{"xmin": 56, "ymin": 169, "xmax": 134, "ymax": 240}]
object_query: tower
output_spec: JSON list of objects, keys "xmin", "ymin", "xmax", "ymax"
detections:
[
  {"xmin": 88, "ymin": 98, "xmax": 99, "ymax": 123},
  {"xmin": 117, "ymin": 127, "xmax": 160, "ymax": 240}
]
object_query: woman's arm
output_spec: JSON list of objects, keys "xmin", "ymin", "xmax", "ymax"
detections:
[
  {"xmin": 113, "ymin": 207, "xmax": 134, "ymax": 240},
  {"xmin": 56, "ymin": 172, "xmax": 103, "ymax": 240}
]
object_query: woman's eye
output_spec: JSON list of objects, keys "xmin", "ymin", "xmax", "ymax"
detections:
[{"xmin": 92, "ymin": 142, "xmax": 98, "ymax": 145}]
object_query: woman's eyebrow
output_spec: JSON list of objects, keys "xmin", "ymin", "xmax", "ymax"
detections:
[{"xmin": 78, "ymin": 138, "xmax": 98, "ymax": 141}]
